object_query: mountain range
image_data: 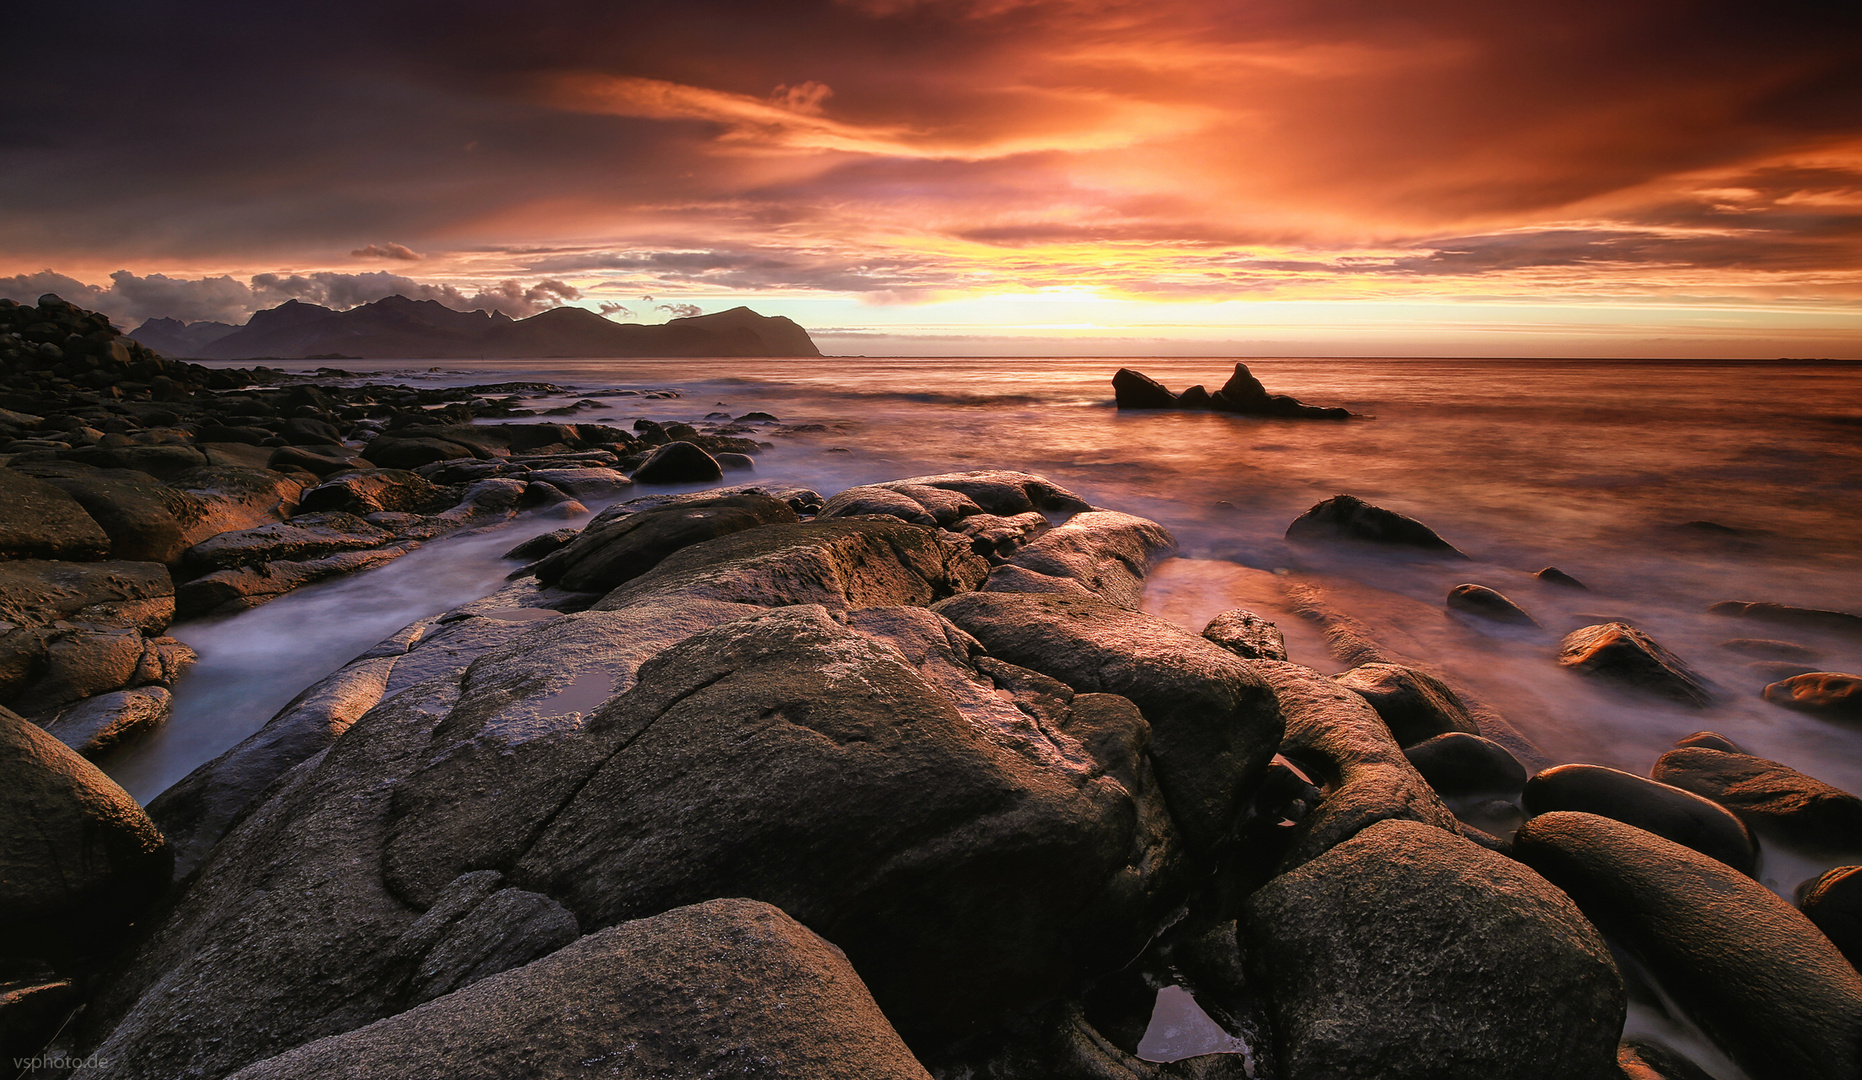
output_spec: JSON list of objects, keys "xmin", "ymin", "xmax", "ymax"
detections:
[{"xmin": 128, "ymin": 296, "xmax": 821, "ymax": 359}]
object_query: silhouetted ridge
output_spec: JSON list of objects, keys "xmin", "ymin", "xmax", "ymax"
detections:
[{"xmin": 191, "ymin": 297, "xmax": 822, "ymax": 359}]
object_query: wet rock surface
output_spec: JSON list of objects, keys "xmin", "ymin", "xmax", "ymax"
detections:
[
  {"xmin": 225, "ymin": 899, "xmax": 931, "ymax": 1080},
  {"xmin": 1763, "ymin": 671, "xmax": 1862, "ymax": 723},
  {"xmin": 1558, "ymin": 622, "xmax": 1715, "ymax": 706},
  {"xmin": 0, "ymin": 706, "xmax": 171, "ymax": 963},
  {"xmin": 1515, "ymin": 811, "xmax": 1862, "ymax": 1080},
  {"xmin": 1244, "ymin": 819, "xmax": 1624, "ymax": 1080},
  {"xmin": 1113, "ymin": 363, "xmax": 1354, "ymax": 419},
  {"xmin": 6, "ymin": 308, "xmax": 1858, "ymax": 1080},
  {"xmin": 38, "ymin": 685, "xmax": 173, "ymax": 759},
  {"xmin": 934, "ymin": 591, "xmax": 1283, "ymax": 852},
  {"xmin": 1521, "ymin": 763, "xmax": 1757, "ymax": 874},
  {"xmin": 1447, "ymin": 582, "xmax": 1539, "ymax": 626},
  {"xmin": 1331, "ymin": 661, "xmax": 1482, "ymax": 746},
  {"xmin": 1403, "ymin": 731, "xmax": 1527, "ymax": 796},
  {"xmin": 1285, "ymin": 494, "xmax": 1468, "ymax": 557},
  {"xmin": 1651, "ymin": 746, "xmax": 1862, "ymax": 854},
  {"xmin": 1201, "ymin": 607, "xmax": 1288, "ymax": 661},
  {"xmin": 1799, "ymin": 865, "xmax": 1862, "ymax": 970},
  {"xmin": 1251, "ymin": 660, "xmax": 1461, "ymax": 871},
  {"xmin": 530, "ymin": 492, "xmax": 798, "ymax": 592}
]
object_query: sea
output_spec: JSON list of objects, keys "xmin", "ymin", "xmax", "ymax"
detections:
[{"xmin": 101, "ymin": 355, "xmax": 1862, "ymax": 1077}]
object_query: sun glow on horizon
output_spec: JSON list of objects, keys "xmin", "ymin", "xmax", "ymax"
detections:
[{"xmin": 2, "ymin": 1, "xmax": 1859, "ymax": 356}]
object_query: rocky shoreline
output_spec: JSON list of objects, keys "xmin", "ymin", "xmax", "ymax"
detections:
[
  {"xmin": 3, "ymin": 297, "xmax": 1861, "ymax": 1080},
  {"xmin": 0, "ymin": 294, "xmax": 785, "ymax": 759}
]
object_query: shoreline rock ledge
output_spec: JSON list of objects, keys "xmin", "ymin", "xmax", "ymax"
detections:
[
  {"xmin": 1113, "ymin": 363, "xmax": 1355, "ymax": 419},
  {"xmin": 8, "ymin": 468, "xmax": 1860, "ymax": 1080}
]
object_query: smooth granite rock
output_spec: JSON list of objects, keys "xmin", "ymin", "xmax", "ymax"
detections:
[
  {"xmin": 1285, "ymin": 494, "xmax": 1468, "ymax": 557},
  {"xmin": 224, "ymin": 900, "xmax": 932, "ymax": 1080},
  {"xmin": 1244, "ymin": 818, "xmax": 1624, "ymax": 1080},
  {"xmin": 1331, "ymin": 661, "xmax": 1481, "ymax": 746},
  {"xmin": 0, "ymin": 706, "xmax": 171, "ymax": 962},
  {"xmin": 1558, "ymin": 623, "xmax": 1714, "ymax": 707},
  {"xmin": 1652, "ymin": 746, "xmax": 1862, "ymax": 854},
  {"xmin": 1515, "ymin": 811, "xmax": 1862, "ymax": 1080},
  {"xmin": 1522, "ymin": 763, "xmax": 1757, "ymax": 874},
  {"xmin": 934, "ymin": 590, "xmax": 1283, "ymax": 852}
]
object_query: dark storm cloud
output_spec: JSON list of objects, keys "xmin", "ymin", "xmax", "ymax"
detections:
[
  {"xmin": 0, "ymin": 269, "xmax": 582, "ymax": 326},
  {"xmin": 1, "ymin": 0, "xmax": 1859, "ymax": 295}
]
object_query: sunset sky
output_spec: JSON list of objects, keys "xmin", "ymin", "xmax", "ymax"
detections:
[{"xmin": 4, "ymin": 0, "xmax": 1860, "ymax": 356}]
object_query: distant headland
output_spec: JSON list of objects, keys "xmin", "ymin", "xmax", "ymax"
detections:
[{"xmin": 127, "ymin": 295, "xmax": 822, "ymax": 360}]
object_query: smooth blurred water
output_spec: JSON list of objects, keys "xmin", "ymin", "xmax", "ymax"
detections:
[
  {"xmin": 120, "ymin": 355, "xmax": 1862, "ymax": 808},
  {"xmin": 101, "ymin": 354, "xmax": 1860, "ymax": 1079}
]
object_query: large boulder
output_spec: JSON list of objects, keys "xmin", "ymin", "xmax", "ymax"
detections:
[
  {"xmin": 76, "ymin": 606, "xmax": 1181, "ymax": 1075},
  {"xmin": 1003, "ymin": 510, "xmax": 1177, "ymax": 609},
  {"xmin": 1515, "ymin": 811, "xmax": 1862, "ymax": 1080},
  {"xmin": 0, "ymin": 706, "xmax": 171, "ymax": 962},
  {"xmin": 1799, "ymin": 866, "xmax": 1862, "ymax": 971},
  {"xmin": 0, "ymin": 467, "xmax": 108, "ymax": 561},
  {"xmin": 883, "ymin": 470, "xmax": 1091, "ymax": 517},
  {"xmin": 1403, "ymin": 732, "xmax": 1527, "ymax": 797},
  {"xmin": 1250, "ymin": 660, "xmax": 1460, "ymax": 870},
  {"xmin": 1521, "ymin": 763, "xmax": 1756, "ymax": 874},
  {"xmin": 181, "ymin": 511, "xmax": 394, "ymax": 573},
  {"xmin": 1558, "ymin": 623, "xmax": 1714, "ymax": 707},
  {"xmin": 20, "ymin": 465, "xmax": 203, "ymax": 564},
  {"xmin": 294, "ymin": 469, "xmax": 445, "ymax": 516},
  {"xmin": 532, "ymin": 493, "xmax": 799, "ymax": 593},
  {"xmin": 630, "ymin": 440, "xmax": 723, "ymax": 484},
  {"xmin": 593, "ymin": 517, "xmax": 987, "ymax": 614},
  {"xmin": 1331, "ymin": 661, "xmax": 1480, "ymax": 746},
  {"xmin": 1285, "ymin": 494, "xmax": 1467, "ymax": 557},
  {"xmin": 40, "ymin": 686, "xmax": 173, "ymax": 760},
  {"xmin": 1243, "ymin": 818, "xmax": 1624, "ymax": 1080},
  {"xmin": 72, "ymin": 514, "xmax": 1167, "ymax": 1075},
  {"xmin": 933, "ymin": 591, "xmax": 1284, "ymax": 851},
  {"xmin": 492, "ymin": 607, "xmax": 1183, "ymax": 1039},
  {"xmin": 1651, "ymin": 746, "xmax": 1862, "ymax": 853},
  {"xmin": 225, "ymin": 899, "xmax": 931, "ymax": 1080}
]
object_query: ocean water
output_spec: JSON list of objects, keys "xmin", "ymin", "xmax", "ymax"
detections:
[
  {"xmin": 120, "ymin": 355, "xmax": 1862, "ymax": 816},
  {"xmin": 104, "ymin": 355, "xmax": 1862, "ymax": 1074}
]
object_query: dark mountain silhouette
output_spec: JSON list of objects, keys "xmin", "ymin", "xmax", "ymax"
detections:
[
  {"xmin": 181, "ymin": 295, "xmax": 821, "ymax": 359},
  {"xmin": 127, "ymin": 316, "xmax": 242, "ymax": 356}
]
